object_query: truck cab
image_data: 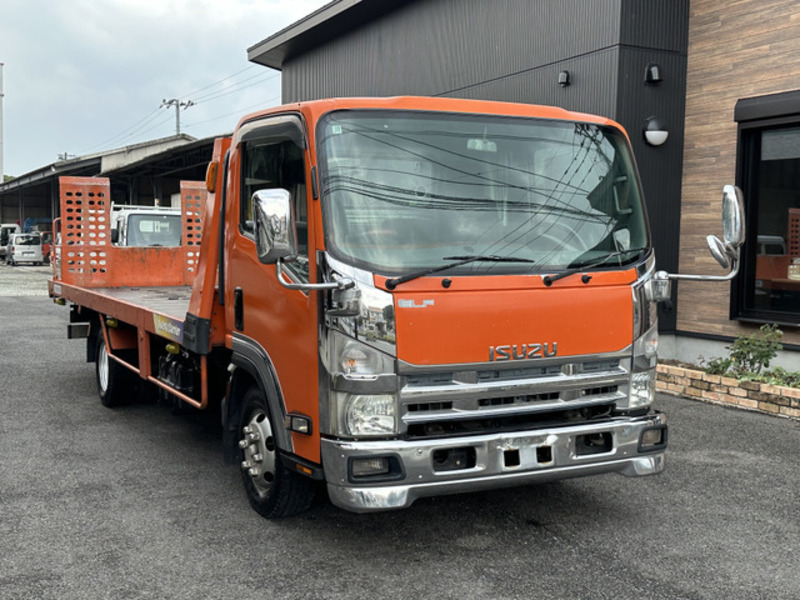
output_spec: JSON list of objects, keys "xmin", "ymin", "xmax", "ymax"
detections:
[
  {"xmin": 220, "ymin": 98, "xmax": 670, "ymax": 515},
  {"xmin": 110, "ymin": 205, "xmax": 182, "ymax": 247}
]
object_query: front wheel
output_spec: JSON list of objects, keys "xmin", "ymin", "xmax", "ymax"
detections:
[
  {"xmin": 96, "ymin": 336, "xmax": 134, "ymax": 407},
  {"xmin": 238, "ymin": 385, "xmax": 317, "ymax": 518}
]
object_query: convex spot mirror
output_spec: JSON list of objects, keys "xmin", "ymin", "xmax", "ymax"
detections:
[
  {"xmin": 706, "ymin": 184, "xmax": 745, "ymax": 268},
  {"xmin": 253, "ymin": 188, "xmax": 298, "ymax": 264}
]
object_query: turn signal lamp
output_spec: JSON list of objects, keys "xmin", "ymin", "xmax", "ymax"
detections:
[
  {"xmin": 205, "ymin": 160, "xmax": 218, "ymax": 193},
  {"xmin": 285, "ymin": 414, "xmax": 312, "ymax": 435}
]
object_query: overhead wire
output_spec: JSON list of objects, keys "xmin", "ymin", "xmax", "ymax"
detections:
[{"xmin": 77, "ymin": 65, "xmax": 280, "ymax": 155}]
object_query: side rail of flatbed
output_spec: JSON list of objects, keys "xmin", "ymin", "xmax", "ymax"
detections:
[{"xmin": 48, "ymin": 176, "xmax": 220, "ymax": 410}]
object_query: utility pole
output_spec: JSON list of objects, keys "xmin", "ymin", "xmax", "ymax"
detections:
[
  {"xmin": 1, "ymin": 62, "xmax": 5, "ymax": 180},
  {"xmin": 161, "ymin": 98, "xmax": 194, "ymax": 136}
]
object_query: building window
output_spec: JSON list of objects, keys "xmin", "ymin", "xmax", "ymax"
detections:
[{"xmin": 733, "ymin": 91, "xmax": 800, "ymax": 324}]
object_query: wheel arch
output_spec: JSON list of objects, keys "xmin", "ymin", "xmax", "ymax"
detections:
[{"xmin": 223, "ymin": 333, "xmax": 293, "ymax": 461}]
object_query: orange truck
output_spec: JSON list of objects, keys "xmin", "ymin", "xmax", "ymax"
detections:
[{"xmin": 48, "ymin": 96, "xmax": 744, "ymax": 518}]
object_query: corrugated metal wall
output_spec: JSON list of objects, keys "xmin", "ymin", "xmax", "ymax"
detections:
[
  {"xmin": 282, "ymin": 0, "xmax": 626, "ymax": 114},
  {"xmin": 279, "ymin": 0, "xmax": 689, "ymax": 329}
]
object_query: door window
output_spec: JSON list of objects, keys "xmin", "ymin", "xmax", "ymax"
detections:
[{"xmin": 240, "ymin": 130, "xmax": 309, "ymax": 283}]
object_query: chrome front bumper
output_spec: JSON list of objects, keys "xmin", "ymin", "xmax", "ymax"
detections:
[{"xmin": 322, "ymin": 412, "xmax": 667, "ymax": 513}]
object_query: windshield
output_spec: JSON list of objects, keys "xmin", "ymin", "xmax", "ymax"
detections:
[
  {"xmin": 318, "ymin": 110, "xmax": 649, "ymax": 276},
  {"xmin": 126, "ymin": 214, "xmax": 181, "ymax": 247}
]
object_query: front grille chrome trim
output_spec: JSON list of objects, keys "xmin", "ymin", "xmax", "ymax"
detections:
[{"xmin": 397, "ymin": 348, "xmax": 632, "ymax": 435}]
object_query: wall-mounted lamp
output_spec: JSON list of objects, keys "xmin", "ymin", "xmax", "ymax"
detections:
[
  {"xmin": 644, "ymin": 116, "xmax": 669, "ymax": 146},
  {"xmin": 558, "ymin": 70, "xmax": 570, "ymax": 87},
  {"xmin": 645, "ymin": 63, "xmax": 663, "ymax": 85}
]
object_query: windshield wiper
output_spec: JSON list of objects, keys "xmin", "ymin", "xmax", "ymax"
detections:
[
  {"xmin": 542, "ymin": 247, "xmax": 648, "ymax": 286},
  {"xmin": 385, "ymin": 255, "xmax": 536, "ymax": 290}
]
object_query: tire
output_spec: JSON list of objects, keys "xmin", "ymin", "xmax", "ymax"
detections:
[
  {"xmin": 238, "ymin": 385, "xmax": 317, "ymax": 518},
  {"xmin": 95, "ymin": 336, "xmax": 134, "ymax": 407}
]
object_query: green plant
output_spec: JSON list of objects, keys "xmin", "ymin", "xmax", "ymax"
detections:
[
  {"xmin": 704, "ymin": 356, "xmax": 732, "ymax": 375},
  {"xmin": 702, "ymin": 324, "xmax": 784, "ymax": 377},
  {"xmin": 727, "ymin": 324, "xmax": 783, "ymax": 375}
]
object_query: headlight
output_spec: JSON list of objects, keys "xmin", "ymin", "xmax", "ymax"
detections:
[
  {"xmin": 327, "ymin": 332, "xmax": 398, "ymax": 437},
  {"xmin": 343, "ymin": 394, "xmax": 396, "ymax": 437},
  {"xmin": 630, "ymin": 370, "xmax": 655, "ymax": 409},
  {"xmin": 625, "ymin": 278, "xmax": 659, "ymax": 411}
]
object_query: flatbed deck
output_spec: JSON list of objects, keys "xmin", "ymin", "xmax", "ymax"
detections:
[
  {"xmin": 50, "ymin": 279, "xmax": 194, "ymax": 337},
  {"xmin": 89, "ymin": 286, "xmax": 193, "ymax": 321}
]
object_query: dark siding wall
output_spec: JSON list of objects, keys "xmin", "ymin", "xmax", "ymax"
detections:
[
  {"xmin": 282, "ymin": 0, "xmax": 625, "ymax": 106},
  {"xmin": 619, "ymin": 0, "xmax": 689, "ymax": 52},
  {"xmin": 616, "ymin": 46, "xmax": 689, "ymax": 330}
]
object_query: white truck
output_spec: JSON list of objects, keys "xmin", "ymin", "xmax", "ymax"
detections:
[{"xmin": 110, "ymin": 205, "xmax": 182, "ymax": 247}]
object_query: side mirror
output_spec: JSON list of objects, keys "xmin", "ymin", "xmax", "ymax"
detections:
[
  {"xmin": 706, "ymin": 185, "xmax": 745, "ymax": 268},
  {"xmin": 111, "ymin": 229, "xmax": 119, "ymax": 244},
  {"xmin": 653, "ymin": 184, "xmax": 747, "ymax": 286},
  {"xmin": 721, "ymin": 184, "xmax": 745, "ymax": 250},
  {"xmin": 253, "ymin": 188, "xmax": 297, "ymax": 264},
  {"xmin": 706, "ymin": 235, "xmax": 731, "ymax": 269}
]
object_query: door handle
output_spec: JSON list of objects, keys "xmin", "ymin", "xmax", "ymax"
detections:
[{"xmin": 234, "ymin": 287, "xmax": 244, "ymax": 331}]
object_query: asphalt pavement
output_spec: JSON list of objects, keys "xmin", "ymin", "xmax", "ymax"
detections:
[{"xmin": 1, "ymin": 265, "xmax": 799, "ymax": 599}]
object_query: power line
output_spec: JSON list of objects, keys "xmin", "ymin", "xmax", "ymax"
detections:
[
  {"xmin": 77, "ymin": 65, "xmax": 280, "ymax": 155},
  {"xmin": 79, "ymin": 107, "xmax": 164, "ymax": 153},
  {"xmin": 190, "ymin": 71, "xmax": 279, "ymax": 104},
  {"xmin": 178, "ymin": 64, "xmax": 260, "ymax": 101},
  {"xmin": 182, "ymin": 94, "xmax": 282, "ymax": 129}
]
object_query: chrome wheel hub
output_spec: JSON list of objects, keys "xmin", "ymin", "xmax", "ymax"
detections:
[
  {"xmin": 239, "ymin": 410, "xmax": 277, "ymax": 497},
  {"xmin": 97, "ymin": 342, "xmax": 110, "ymax": 393}
]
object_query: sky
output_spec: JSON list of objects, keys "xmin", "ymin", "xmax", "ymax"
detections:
[{"xmin": 0, "ymin": 0, "xmax": 330, "ymax": 177}]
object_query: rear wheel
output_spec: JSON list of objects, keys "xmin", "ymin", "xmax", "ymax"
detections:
[
  {"xmin": 95, "ymin": 336, "xmax": 134, "ymax": 407},
  {"xmin": 238, "ymin": 385, "xmax": 317, "ymax": 518}
]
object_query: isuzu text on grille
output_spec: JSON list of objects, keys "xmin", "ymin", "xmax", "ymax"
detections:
[{"xmin": 489, "ymin": 343, "xmax": 558, "ymax": 361}]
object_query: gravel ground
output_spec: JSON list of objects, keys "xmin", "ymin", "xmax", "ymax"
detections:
[{"xmin": 0, "ymin": 262, "xmax": 52, "ymax": 296}]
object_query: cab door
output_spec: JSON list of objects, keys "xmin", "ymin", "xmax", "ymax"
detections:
[{"xmin": 225, "ymin": 114, "xmax": 320, "ymax": 462}]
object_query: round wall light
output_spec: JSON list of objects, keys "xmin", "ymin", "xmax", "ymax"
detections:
[{"xmin": 644, "ymin": 116, "xmax": 669, "ymax": 146}]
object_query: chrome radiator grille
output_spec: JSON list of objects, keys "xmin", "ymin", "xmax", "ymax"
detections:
[{"xmin": 398, "ymin": 352, "xmax": 630, "ymax": 439}]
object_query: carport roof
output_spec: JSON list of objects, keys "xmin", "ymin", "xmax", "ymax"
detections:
[{"xmin": 0, "ymin": 134, "xmax": 198, "ymax": 196}]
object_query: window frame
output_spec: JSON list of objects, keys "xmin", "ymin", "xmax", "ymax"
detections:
[
  {"xmin": 235, "ymin": 113, "xmax": 311, "ymax": 284},
  {"xmin": 731, "ymin": 91, "xmax": 800, "ymax": 326}
]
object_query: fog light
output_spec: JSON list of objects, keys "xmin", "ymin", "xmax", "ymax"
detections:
[
  {"xmin": 351, "ymin": 457, "xmax": 390, "ymax": 478},
  {"xmin": 639, "ymin": 426, "xmax": 667, "ymax": 452}
]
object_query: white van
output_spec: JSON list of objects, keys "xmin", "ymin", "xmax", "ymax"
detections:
[{"xmin": 5, "ymin": 232, "xmax": 44, "ymax": 266}]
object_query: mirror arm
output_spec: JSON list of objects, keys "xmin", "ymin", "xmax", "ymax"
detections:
[
  {"xmin": 275, "ymin": 261, "xmax": 355, "ymax": 291},
  {"xmin": 655, "ymin": 256, "xmax": 741, "ymax": 283}
]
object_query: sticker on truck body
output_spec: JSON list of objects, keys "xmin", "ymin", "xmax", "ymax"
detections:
[{"xmin": 153, "ymin": 314, "xmax": 184, "ymax": 344}]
